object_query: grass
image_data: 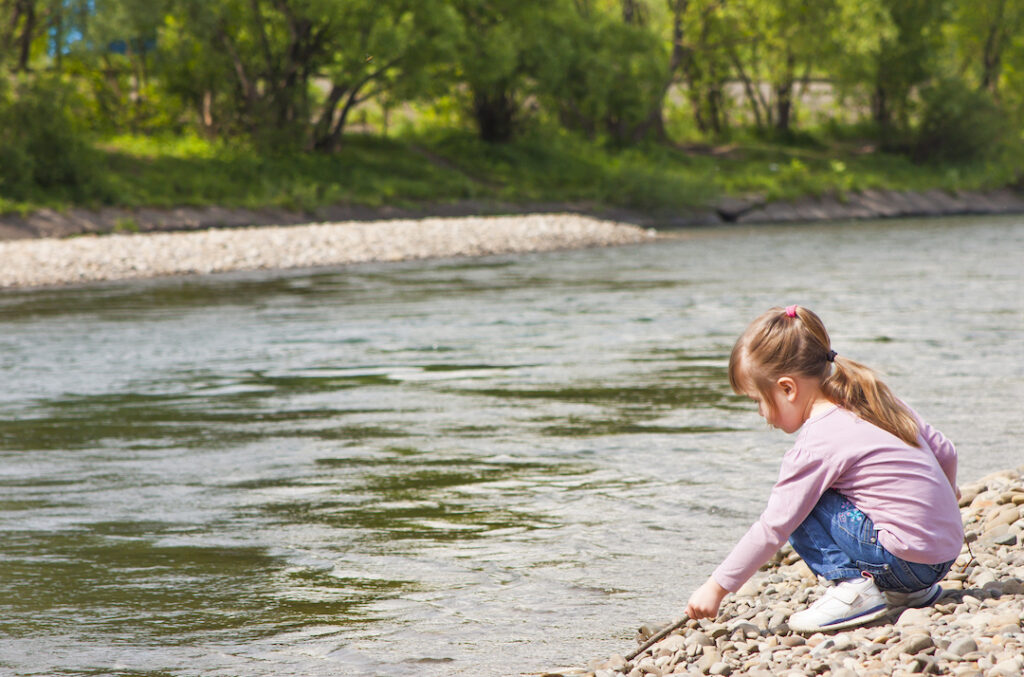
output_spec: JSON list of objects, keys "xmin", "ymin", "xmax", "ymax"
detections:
[{"xmin": 0, "ymin": 126, "xmax": 1020, "ymax": 216}]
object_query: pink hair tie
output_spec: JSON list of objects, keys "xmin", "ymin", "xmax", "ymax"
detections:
[{"xmin": 785, "ymin": 305, "xmax": 798, "ymax": 318}]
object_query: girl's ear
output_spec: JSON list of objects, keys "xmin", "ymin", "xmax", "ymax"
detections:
[{"xmin": 776, "ymin": 376, "xmax": 798, "ymax": 401}]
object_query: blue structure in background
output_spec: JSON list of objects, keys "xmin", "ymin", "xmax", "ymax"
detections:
[{"xmin": 48, "ymin": 0, "xmax": 155, "ymax": 57}]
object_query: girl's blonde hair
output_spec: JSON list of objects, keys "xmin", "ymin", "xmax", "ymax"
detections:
[{"xmin": 728, "ymin": 306, "xmax": 920, "ymax": 447}]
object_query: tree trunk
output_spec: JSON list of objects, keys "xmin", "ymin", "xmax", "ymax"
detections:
[
  {"xmin": 311, "ymin": 82, "xmax": 348, "ymax": 150},
  {"xmin": 16, "ymin": 0, "xmax": 34, "ymax": 71},
  {"xmin": 52, "ymin": 2, "xmax": 63, "ymax": 71},
  {"xmin": 218, "ymin": 28, "xmax": 258, "ymax": 122},
  {"xmin": 980, "ymin": 0, "xmax": 1007, "ymax": 93},
  {"xmin": 871, "ymin": 82, "xmax": 890, "ymax": 128},
  {"xmin": 621, "ymin": 0, "xmax": 645, "ymax": 25},
  {"xmin": 728, "ymin": 46, "xmax": 765, "ymax": 129},
  {"xmin": 473, "ymin": 88, "xmax": 516, "ymax": 143},
  {"xmin": 774, "ymin": 53, "xmax": 795, "ymax": 133}
]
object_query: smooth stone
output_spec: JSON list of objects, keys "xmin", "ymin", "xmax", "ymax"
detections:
[
  {"xmin": 655, "ymin": 635, "xmax": 686, "ymax": 656},
  {"xmin": 948, "ymin": 636, "xmax": 978, "ymax": 656},
  {"xmin": 896, "ymin": 607, "xmax": 933, "ymax": 627},
  {"xmin": 607, "ymin": 654, "xmax": 629, "ymax": 670},
  {"xmin": 980, "ymin": 525, "xmax": 1010, "ymax": 544},
  {"xmin": 728, "ymin": 622, "xmax": 759, "ymax": 640},
  {"xmin": 708, "ymin": 662, "xmax": 732, "ymax": 676},
  {"xmin": 696, "ymin": 650, "xmax": 720, "ymax": 674},
  {"xmin": 707, "ymin": 625, "xmax": 729, "ymax": 640},
  {"xmin": 900, "ymin": 633, "xmax": 934, "ymax": 655},
  {"xmin": 985, "ymin": 506, "xmax": 1021, "ymax": 529},
  {"xmin": 985, "ymin": 613, "xmax": 1022, "ymax": 632},
  {"xmin": 687, "ymin": 632, "xmax": 714, "ymax": 647},
  {"xmin": 636, "ymin": 656, "xmax": 658, "ymax": 674},
  {"xmin": 735, "ymin": 579, "xmax": 760, "ymax": 597},
  {"xmin": 991, "ymin": 657, "xmax": 1024, "ymax": 676},
  {"xmin": 971, "ymin": 569, "xmax": 997, "ymax": 587},
  {"xmin": 832, "ymin": 633, "xmax": 856, "ymax": 652},
  {"xmin": 768, "ymin": 614, "xmax": 789, "ymax": 634}
]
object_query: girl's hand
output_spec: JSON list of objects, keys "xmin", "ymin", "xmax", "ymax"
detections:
[{"xmin": 685, "ymin": 577, "xmax": 730, "ymax": 620}]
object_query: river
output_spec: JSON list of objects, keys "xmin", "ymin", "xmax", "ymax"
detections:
[{"xmin": 0, "ymin": 215, "xmax": 1021, "ymax": 676}]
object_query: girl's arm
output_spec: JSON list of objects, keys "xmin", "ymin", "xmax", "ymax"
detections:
[{"xmin": 910, "ymin": 408, "xmax": 958, "ymax": 491}]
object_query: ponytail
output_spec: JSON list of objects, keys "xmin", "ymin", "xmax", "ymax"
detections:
[
  {"xmin": 822, "ymin": 355, "xmax": 920, "ymax": 447},
  {"xmin": 730, "ymin": 306, "xmax": 920, "ymax": 447}
]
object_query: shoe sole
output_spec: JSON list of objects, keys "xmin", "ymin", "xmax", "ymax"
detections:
[
  {"xmin": 887, "ymin": 584, "xmax": 944, "ymax": 609},
  {"xmin": 911, "ymin": 585, "xmax": 943, "ymax": 608},
  {"xmin": 788, "ymin": 603, "xmax": 890, "ymax": 633}
]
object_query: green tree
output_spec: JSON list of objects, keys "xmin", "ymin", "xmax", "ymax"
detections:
[
  {"xmin": 531, "ymin": 1, "xmax": 668, "ymax": 142},
  {"xmin": 159, "ymin": 0, "xmax": 457, "ymax": 148},
  {"xmin": 448, "ymin": 0, "xmax": 539, "ymax": 142},
  {"xmin": 723, "ymin": 0, "xmax": 888, "ymax": 134},
  {"xmin": 949, "ymin": 0, "xmax": 1024, "ymax": 94},
  {"xmin": 869, "ymin": 0, "xmax": 948, "ymax": 143}
]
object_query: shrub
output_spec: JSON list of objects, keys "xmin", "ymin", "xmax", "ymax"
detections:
[
  {"xmin": 0, "ymin": 76, "xmax": 104, "ymax": 203},
  {"xmin": 913, "ymin": 78, "xmax": 1009, "ymax": 163}
]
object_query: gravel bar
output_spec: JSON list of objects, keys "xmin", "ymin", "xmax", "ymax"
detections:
[
  {"xmin": 551, "ymin": 466, "xmax": 1024, "ymax": 677},
  {"xmin": 0, "ymin": 214, "xmax": 655, "ymax": 289}
]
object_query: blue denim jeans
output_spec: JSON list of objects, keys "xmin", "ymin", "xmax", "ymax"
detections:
[{"xmin": 788, "ymin": 489, "xmax": 954, "ymax": 593}]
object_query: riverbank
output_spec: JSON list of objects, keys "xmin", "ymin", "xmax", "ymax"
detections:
[
  {"xmin": 551, "ymin": 466, "xmax": 1024, "ymax": 677},
  {"xmin": 2, "ymin": 188, "xmax": 1024, "ymax": 241},
  {"xmin": 3, "ymin": 187, "xmax": 1023, "ymax": 289},
  {"xmin": 0, "ymin": 214, "xmax": 655, "ymax": 289}
]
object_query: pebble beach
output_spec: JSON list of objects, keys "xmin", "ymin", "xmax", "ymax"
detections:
[
  {"xmin": 551, "ymin": 467, "xmax": 1024, "ymax": 677},
  {"xmin": 0, "ymin": 213, "xmax": 655, "ymax": 289}
]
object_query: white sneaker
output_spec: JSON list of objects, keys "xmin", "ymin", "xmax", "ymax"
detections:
[
  {"xmin": 884, "ymin": 583, "xmax": 943, "ymax": 608},
  {"xmin": 788, "ymin": 576, "xmax": 889, "ymax": 633}
]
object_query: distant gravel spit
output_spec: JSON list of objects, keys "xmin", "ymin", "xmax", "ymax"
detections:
[{"xmin": 0, "ymin": 214, "xmax": 656, "ymax": 289}]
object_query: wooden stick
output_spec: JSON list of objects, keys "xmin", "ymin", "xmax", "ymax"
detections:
[{"xmin": 624, "ymin": 616, "xmax": 690, "ymax": 662}]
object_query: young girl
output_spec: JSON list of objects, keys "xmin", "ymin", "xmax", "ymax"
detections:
[{"xmin": 685, "ymin": 306, "xmax": 962, "ymax": 632}]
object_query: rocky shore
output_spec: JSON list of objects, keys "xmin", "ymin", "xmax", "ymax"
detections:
[
  {"xmin": 0, "ymin": 214, "xmax": 654, "ymax": 289},
  {"xmin": 1, "ymin": 188, "xmax": 1021, "ymax": 289},
  {"xmin": 550, "ymin": 466, "xmax": 1024, "ymax": 677}
]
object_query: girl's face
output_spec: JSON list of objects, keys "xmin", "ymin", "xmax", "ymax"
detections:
[
  {"xmin": 738, "ymin": 365, "xmax": 808, "ymax": 434},
  {"xmin": 752, "ymin": 382, "xmax": 805, "ymax": 434}
]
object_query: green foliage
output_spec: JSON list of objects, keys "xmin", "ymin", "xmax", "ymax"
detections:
[
  {"xmin": 913, "ymin": 78, "xmax": 1010, "ymax": 163},
  {"xmin": 0, "ymin": 76, "xmax": 106, "ymax": 203},
  {"xmin": 2, "ymin": 0, "xmax": 1024, "ymax": 210},
  {"xmin": 530, "ymin": 6, "xmax": 668, "ymax": 143}
]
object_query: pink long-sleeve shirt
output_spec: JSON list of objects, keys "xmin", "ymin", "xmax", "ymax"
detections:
[{"xmin": 712, "ymin": 404, "xmax": 963, "ymax": 592}]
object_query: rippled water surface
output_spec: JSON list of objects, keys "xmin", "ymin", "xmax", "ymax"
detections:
[{"xmin": 1, "ymin": 216, "xmax": 1022, "ymax": 676}]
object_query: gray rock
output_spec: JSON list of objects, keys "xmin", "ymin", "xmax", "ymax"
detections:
[
  {"xmin": 635, "ymin": 656, "xmax": 657, "ymax": 674},
  {"xmin": 947, "ymin": 636, "xmax": 978, "ymax": 656},
  {"xmin": 728, "ymin": 622, "xmax": 759, "ymax": 640},
  {"xmin": 991, "ymin": 657, "xmax": 1024, "ymax": 676},
  {"xmin": 899, "ymin": 633, "xmax": 934, "ymax": 655},
  {"xmin": 706, "ymin": 624, "xmax": 729, "ymax": 640},
  {"xmin": 696, "ymin": 649, "xmax": 720, "ymax": 674},
  {"xmin": 654, "ymin": 635, "xmax": 685, "ymax": 656}
]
